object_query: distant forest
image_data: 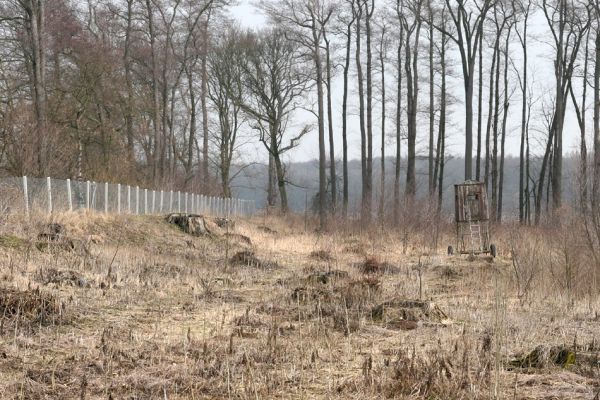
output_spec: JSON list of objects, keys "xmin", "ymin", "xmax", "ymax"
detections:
[{"xmin": 234, "ymin": 155, "xmax": 580, "ymax": 217}]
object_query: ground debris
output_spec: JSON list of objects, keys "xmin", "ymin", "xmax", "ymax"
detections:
[
  {"xmin": 0, "ymin": 287, "xmax": 64, "ymax": 330},
  {"xmin": 38, "ymin": 268, "xmax": 90, "ymax": 288},
  {"xmin": 166, "ymin": 213, "xmax": 222, "ymax": 236},
  {"xmin": 310, "ymin": 250, "xmax": 335, "ymax": 262},
  {"xmin": 229, "ymin": 250, "xmax": 279, "ymax": 269},
  {"xmin": 36, "ymin": 223, "xmax": 75, "ymax": 252},
  {"xmin": 357, "ymin": 256, "xmax": 401, "ymax": 275},
  {"xmin": 371, "ymin": 298, "xmax": 450, "ymax": 329},
  {"xmin": 307, "ymin": 270, "xmax": 349, "ymax": 284},
  {"xmin": 509, "ymin": 345, "xmax": 600, "ymax": 369}
]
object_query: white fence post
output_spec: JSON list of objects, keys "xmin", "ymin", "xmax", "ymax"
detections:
[
  {"xmin": 144, "ymin": 189, "xmax": 148, "ymax": 215},
  {"xmin": 86, "ymin": 181, "xmax": 91, "ymax": 210},
  {"xmin": 104, "ymin": 182, "xmax": 109, "ymax": 213},
  {"xmin": 67, "ymin": 179, "xmax": 73, "ymax": 211},
  {"xmin": 169, "ymin": 190, "xmax": 173, "ymax": 213},
  {"xmin": 178, "ymin": 191, "xmax": 181, "ymax": 213},
  {"xmin": 117, "ymin": 184, "xmax": 121, "ymax": 214},
  {"xmin": 47, "ymin": 177, "xmax": 52, "ymax": 214},
  {"xmin": 127, "ymin": 185, "xmax": 131, "ymax": 213},
  {"xmin": 22, "ymin": 176, "xmax": 29, "ymax": 216},
  {"xmin": 136, "ymin": 186, "xmax": 139, "ymax": 215},
  {"xmin": 152, "ymin": 190, "xmax": 156, "ymax": 214},
  {"xmin": 160, "ymin": 190, "xmax": 164, "ymax": 213},
  {"xmin": 184, "ymin": 192, "xmax": 188, "ymax": 213}
]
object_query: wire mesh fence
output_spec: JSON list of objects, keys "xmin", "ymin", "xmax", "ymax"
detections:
[{"xmin": 0, "ymin": 176, "xmax": 256, "ymax": 218}]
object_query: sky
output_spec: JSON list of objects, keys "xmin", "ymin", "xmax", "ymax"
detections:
[{"xmin": 228, "ymin": 1, "xmax": 583, "ymax": 166}]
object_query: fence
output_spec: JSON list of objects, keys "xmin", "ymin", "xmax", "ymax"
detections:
[{"xmin": 0, "ymin": 176, "xmax": 256, "ymax": 218}]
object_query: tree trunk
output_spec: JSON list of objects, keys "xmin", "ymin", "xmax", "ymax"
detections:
[
  {"xmin": 428, "ymin": 5, "xmax": 435, "ymax": 196},
  {"xmin": 201, "ymin": 16, "xmax": 211, "ymax": 190},
  {"xmin": 355, "ymin": 3, "xmax": 368, "ymax": 223},
  {"xmin": 312, "ymin": 20, "xmax": 327, "ymax": 229},
  {"xmin": 476, "ymin": 32, "xmax": 483, "ymax": 181},
  {"xmin": 497, "ymin": 28, "xmax": 511, "ymax": 222},
  {"xmin": 342, "ymin": 15, "xmax": 354, "ymax": 219},
  {"xmin": 594, "ymin": 20, "xmax": 600, "ymax": 219},
  {"xmin": 324, "ymin": 32, "xmax": 336, "ymax": 214},
  {"xmin": 267, "ymin": 154, "xmax": 277, "ymax": 208},
  {"xmin": 393, "ymin": 21, "xmax": 403, "ymax": 226},
  {"xmin": 379, "ymin": 27, "xmax": 387, "ymax": 223},
  {"xmin": 437, "ymin": 29, "xmax": 447, "ymax": 213},
  {"xmin": 365, "ymin": 0, "xmax": 374, "ymax": 223},
  {"xmin": 145, "ymin": 0, "xmax": 161, "ymax": 184},
  {"xmin": 518, "ymin": 8, "xmax": 528, "ymax": 224},
  {"xmin": 273, "ymin": 151, "xmax": 288, "ymax": 213}
]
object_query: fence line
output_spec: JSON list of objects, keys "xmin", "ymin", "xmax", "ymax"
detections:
[{"xmin": 0, "ymin": 176, "xmax": 256, "ymax": 218}]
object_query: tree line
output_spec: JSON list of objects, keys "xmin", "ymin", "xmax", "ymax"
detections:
[{"xmin": 1, "ymin": 0, "xmax": 600, "ymax": 229}]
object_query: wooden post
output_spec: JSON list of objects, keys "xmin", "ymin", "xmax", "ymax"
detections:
[
  {"xmin": 136, "ymin": 186, "xmax": 139, "ymax": 215},
  {"xmin": 178, "ymin": 191, "xmax": 181, "ymax": 213},
  {"xmin": 144, "ymin": 189, "xmax": 148, "ymax": 214},
  {"xmin": 117, "ymin": 184, "xmax": 121, "ymax": 214},
  {"xmin": 160, "ymin": 190, "xmax": 164, "ymax": 213},
  {"xmin": 127, "ymin": 185, "xmax": 131, "ymax": 213}
]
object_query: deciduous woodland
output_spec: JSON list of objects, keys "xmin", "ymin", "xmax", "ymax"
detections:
[{"xmin": 2, "ymin": 0, "xmax": 600, "ymax": 228}]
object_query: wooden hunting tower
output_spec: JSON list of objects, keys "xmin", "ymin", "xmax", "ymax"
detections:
[{"xmin": 449, "ymin": 181, "xmax": 496, "ymax": 257}]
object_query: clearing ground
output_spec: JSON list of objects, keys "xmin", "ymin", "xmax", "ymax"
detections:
[{"xmin": 0, "ymin": 213, "xmax": 598, "ymax": 399}]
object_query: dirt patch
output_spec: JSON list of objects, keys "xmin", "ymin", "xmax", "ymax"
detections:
[
  {"xmin": 436, "ymin": 265, "xmax": 462, "ymax": 281},
  {"xmin": 214, "ymin": 218, "xmax": 235, "ymax": 229},
  {"xmin": 36, "ymin": 223, "xmax": 75, "ymax": 252},
  {"xmin": 229, "ymin": 251, "xmax": 279, "ymax": 269},
  {"xmin": 37, "ymin": 268, "xmax": 90, "ymax": 288},
  {"xmin": 310, "ymin": 250, "xmax": 335, "ymax": 262},
  {"xmin": 0, "ymin": 287, "xmax": 64, "ymax": 331},
  {"xmin": 257, "ymin": 225, "xmax": 278, "ymax": 235},
  {"xmin": 307, "ymin": 270, "xmax": 349, "ymax": 284},
  {"xmin": 225, "ymin": 233, "xmax": 252, "ymax": 245},
  {"xmin": 357, "ymin": 257, "xmax": 401, "ymax": 275},
  {"xmin": 371, "ymin": 298, "xmax": 450, "ymax": 330},
  {"xmin": 291, "ymin": 286, "xmax": 332, "ymax": 303}
]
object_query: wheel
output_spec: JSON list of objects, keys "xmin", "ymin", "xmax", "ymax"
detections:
[
  {"xmin": 490, "ymin": 244, "xmax": 497, "ymax": 258},
  {"xmin": 447, "ymin": 245, "xmax": 454, "ymax": 256}
]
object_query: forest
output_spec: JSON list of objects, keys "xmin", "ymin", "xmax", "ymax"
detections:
[{"xmin": 0, "ymin": 0, "xmax": 598, "ymax": 228}]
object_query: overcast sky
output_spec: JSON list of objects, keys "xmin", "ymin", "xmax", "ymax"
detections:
[{"xmin": 228, "ymin": 1, "xmax": 583, "ymax": 166}]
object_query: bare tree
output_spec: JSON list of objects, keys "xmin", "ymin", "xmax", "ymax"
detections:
[
  {"xmin": 541, "ymin": 0, "xmax": 590, "ymax": 214},
  {"xmin": 515, "ymin": 0, "xmax": 531, "ymax": 223},
  {"xmin": 400, "ymin": 0, "xmax": 423, "ymax": 201},
  {"xmin": 377, "ymin": 20, "xmax": 389, "ymax": 223},
  {"xmin": 393, "ymin": 0, "xmax": 404, "ymax": 225},
  {"xmin": 239, "ymin": 28, "xmax": 310, "ymax": 213},
  {"xmin": 261, "ymin": 0, "xmax": 333, "ymax": 229},
  {"xmin": 340, "ymin": 2, "xmax": 356, "ymax": 218},
  {"xmin": 323, "ymin": 25, "xmax": 337, "ymax": 213},
  {"xmin": 434, "ymin": 0, "xmax": 493, "ymax": 180},
  {"xmin": 207, "ymin": 28, "xmax": 248, "ymax": 197}
]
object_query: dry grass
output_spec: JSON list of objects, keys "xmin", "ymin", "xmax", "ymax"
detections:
[{"xmin": 0, "ymin": 211, "xmax": 597, "ymax": 399}]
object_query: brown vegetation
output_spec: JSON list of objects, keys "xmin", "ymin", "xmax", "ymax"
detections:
[{"xmin": 0, "ymin": 212, "xmax": 597, "ymax": 399}]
